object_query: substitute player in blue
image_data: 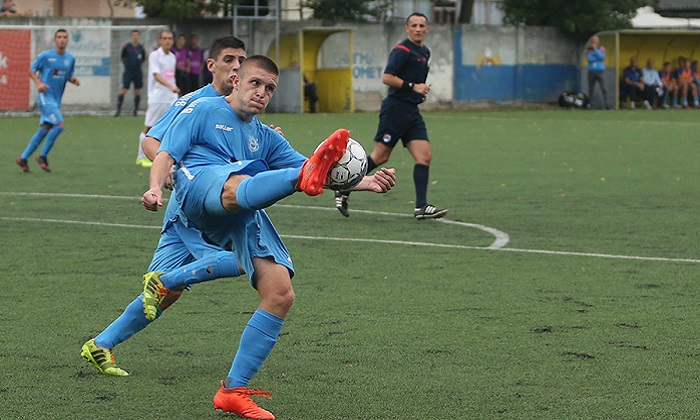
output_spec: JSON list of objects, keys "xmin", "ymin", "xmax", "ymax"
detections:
[
  {"xmin": 81, "ymin": 36, "xmax": 249, "ymax": 376},
  {"xmin": 335, "ymin": 13, "xmax": 447, "ymax": 219},
  {"xmin": 16, "ymin": 29, "xmax": 79, "ymax": 173},
  {"xmin": 143, "ymin": 55, "xmax": 395, "ymax": 419}
]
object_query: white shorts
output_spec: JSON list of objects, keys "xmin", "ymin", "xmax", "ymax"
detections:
[{"xmin": 145, "ymin": 102, "xmax": 173, "ymax": 127}]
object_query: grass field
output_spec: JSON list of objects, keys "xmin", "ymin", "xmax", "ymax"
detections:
[{"xmin": 1, "ymin": 109, "xmax": 699, "ymax": 419}]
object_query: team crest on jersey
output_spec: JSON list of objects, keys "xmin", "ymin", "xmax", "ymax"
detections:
[
  {"xmin": 383, "ymin": 134, "xmax": 392, "ymax": 143},
  {"xmin": 248, "ymin": 136, "xmax": 259, "ymax": 152}
]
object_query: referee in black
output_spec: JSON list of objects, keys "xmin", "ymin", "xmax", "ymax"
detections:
[
  {"xmin": 116, "ymin": 30, "xmax": 146, "ymax": 117},
  {"xmin": 335, "ymin": 12, "xmax": 447, "ymax": 219}
]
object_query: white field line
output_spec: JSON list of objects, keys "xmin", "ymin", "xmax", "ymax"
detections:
[{"xmin": 2, "ymin": 192, "xmax": 698, "ymax": 264}]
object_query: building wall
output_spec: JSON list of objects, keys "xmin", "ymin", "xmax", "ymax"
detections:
[{"xmin": 0, "ymin": 17, "xmax": 578, "ymax": 113}]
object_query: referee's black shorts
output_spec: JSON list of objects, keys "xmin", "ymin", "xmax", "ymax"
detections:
[{"xmin": 373, "ymin": 96, "xmax": 428, "ymax": 148}]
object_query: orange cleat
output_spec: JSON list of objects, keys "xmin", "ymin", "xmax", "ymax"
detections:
[
  {"xmin": 36, "ymin": 156, "xmax": 51, "ymax": 172},
  {"xmin": 213, "ymin": 382, "xmax": 275, "ymax": 419},
  {"xmin": 16, "ymin": 157, "xmax": 29, "ymax": 173},
  {"xmin": 297, "ymin": 128, "xmax": 349, "ymax": 196}
]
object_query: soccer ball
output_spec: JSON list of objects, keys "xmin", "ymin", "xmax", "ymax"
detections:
[{"xmin": 325, "ymin": 138, "xmax": 368, "ymax": 191}]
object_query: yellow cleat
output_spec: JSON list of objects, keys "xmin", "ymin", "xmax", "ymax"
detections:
[
  {"xmin": 80, "ymin": 339, "xmax": 129, "ymax": 377},
  {"xmin": 142, "ymin": 272, "xmax": 169, "ymax": 321}
]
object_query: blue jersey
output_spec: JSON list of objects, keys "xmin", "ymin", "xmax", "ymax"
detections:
[
  {"xmin": 160, "ymin": 96, "xmax": 306, "ymax": 175},
  {"xmin": 384, "ymin": 39, "xmax": 430, "ymax": 105},
  {"xmin": 148, "ymin": 84, "xmax": 220, "ymax": 141},
  {"xmin": 31, "ymin": 48, "xmax": 75, "ymax": 107}
]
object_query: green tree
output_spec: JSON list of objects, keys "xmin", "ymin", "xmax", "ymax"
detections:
[
  {"xmin": 501, "ymin": 0, "xmax": 657, "ymax": 42},
  {"xmin": 301, "ymin": 0, "xmax": 392, "ymax": 23}
]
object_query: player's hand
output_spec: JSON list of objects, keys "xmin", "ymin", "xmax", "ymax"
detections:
[
  {"xmin": 36, "ymin": 82, "xmax": 48, "ymax": 93},
  {"xmin": 353, "ymin": 167, "xmax": 396, "ymax": 193},
  {"xmin": 141, "ymin": 187, "xmax": 163, "ymax": 211},
  {"xmin": 72, "ymin": 77, "xmax": 80, "ymax": 86},
  {"xmin": 270, "ymin": 124, "xmax": 284, "ymax": 137},
  {"xmin": 172, "ymin": 86, "xmax": 180, "ymax": 94},
  {"xmin": 414, "ymin": 83, "xmax": 430, "ymax": 96}
]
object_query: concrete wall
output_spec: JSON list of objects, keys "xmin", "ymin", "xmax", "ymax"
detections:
[{"xmin": 0, "ymin": 17, "xmax": 578, "ymax": 113}]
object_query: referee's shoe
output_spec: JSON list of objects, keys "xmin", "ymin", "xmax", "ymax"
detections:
[{"xmin": 414, "ymin": 204, "xmax": 448, "ymax": 220}]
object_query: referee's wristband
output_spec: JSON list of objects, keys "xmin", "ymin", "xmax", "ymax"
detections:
[{"xmin": 402, "ymin": 80, "xmax": 414, "ymax": 91}]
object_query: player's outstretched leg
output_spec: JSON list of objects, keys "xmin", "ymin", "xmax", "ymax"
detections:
[
  {"xmin": 80, "ymin": 339, "xmax": 129, "ymax": 376},
  {"xmin": 142, "ymin": 272, "xmax": 169, "ymax": 321},
  {"xmin": 297, "ymin": 128, "xmax": 349, "ymax": 196},
  {"xmin": 213, "ymin": 382, "xmax": 275, "ymax": 419}
]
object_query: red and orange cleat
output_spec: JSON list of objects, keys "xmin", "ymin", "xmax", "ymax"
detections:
[
  {"xmin": 36, "ymin": 156, "xmax": 51, "ymax": 172},
  {"xmin": 213, "ymin": 382, "xmax": 275, "ymax": 419},
  {"xmin": 16, "ymin": 157, "xmax": 29, "ymax": 173},
  {"xmin": 297, "ymin": 128, "xmax": 349, "ymax": 196}
]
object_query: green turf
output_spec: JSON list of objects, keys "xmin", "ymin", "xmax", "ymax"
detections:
[{"xmin": 1, "ymin": 109, "xmax": 699, "ymax": 418}]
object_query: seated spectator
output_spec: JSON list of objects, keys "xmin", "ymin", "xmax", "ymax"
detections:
[
  {"xmin": 676, "ymin": 57, "xmax": 699, "ymax": 108},
  {"xmin": 659, "ymin": 61, "xmax": 678, "ymax": 108},
  {"xmin": 642, "ymin": 58, "xmax": 663, "ymax": 109},
  {"xmin": 0, "ymin": 0, "xmax": 18, "ymax": 16},
  {"xmin": 622, "ymin": 57, "xmax": 645, "ymax": 109},
  {"xmin": 303, "ymin": 75, "xmax": 318, "ymax": 113}
]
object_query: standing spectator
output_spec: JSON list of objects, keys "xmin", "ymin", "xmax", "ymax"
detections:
[
  {"xmin": 116, "ymin": 30, "xmax": 145, "ymax": 117},
  {"xmin": 16, "ymin": 29, "xmax": 79, "ymax": 173},
  {"xmin": 136, "ymin": 29, "xmax": 179, "ymax": 168},
  {"xmin": 676, "ymin": 57, "xmax": 699, "ymax": 109},
  {"xmin": 172, "ymin": 34, "xmax": 190, "ymax": 95},
  {"xmin": 303, "ymin": 75, "xmax": 318, "ymax": 113},
  {"xmin": 187, "ymin": 34, "xmax": 205, "ymax": 91},
  {"xmin": 586, "ymin": 35, "xmax": 609, "ymax": 109},
  {"xmin": 334, "ymin": 12, "xmax": 447, "ymax": 219},
  {"xmin": 659, "ymin": 61, "xmax": 678, "ymax": 109},
  {"xmin": 642, "ymin": 58, "xmax": 663, "ymax": 109},
  {"xmin": 622, "ymin": 57, "xmax": 645, "ymax": 109}
]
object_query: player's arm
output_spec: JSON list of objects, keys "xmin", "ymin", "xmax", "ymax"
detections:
[
  {"xmin": 141, "ymin": 151, "xmax": 175, "ymax": 211},
  {"xmin": 68, "ymin": 75, "xmax": 80, "ymax": 86},
  {"xmin": 382, "ymin": 73, "xmax": 429, "ymax": 96},
  {"xmin": 153, "ymin": 72, "xmax": 180, "ymax": 94},
  {"xmin": 351, "ymin": 168, "xmax": 396, "ymax": 193},
  {"xmin": 28, "ymin": 69, "xmax": 48, "ymax": 92}
]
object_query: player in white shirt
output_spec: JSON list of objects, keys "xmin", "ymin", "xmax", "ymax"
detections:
[{"xmin": 136, "ymin": 30, "xmax": 180, "ymax": 167}]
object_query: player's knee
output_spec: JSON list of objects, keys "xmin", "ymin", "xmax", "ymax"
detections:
[
  {"xmin": 158, "ymin": 287, "xmax": 185, "ymax": 310},
  {"xmin": 263, "ymin": 285, "xmax": 295, "ymax": 313},
  {"xmin": 222, "ymin": 174, "xmax": 250, "ymax": 212},
  {"xmin": 370, "ymin": 152, "xmax": 390, "ymax": 166}
]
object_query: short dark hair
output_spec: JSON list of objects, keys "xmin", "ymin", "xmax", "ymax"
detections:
[
  {"xmin": 406, "ymin": 12, "xmax": 428, "ymax": 25},
  {"xmin": 239, "ymin": 55, "xmax": 279, "ymax": 77},
  {"xmin": 54, "ymin": 28, "xmax": 68, "ymax": 38},
  {"xmin": 208, "ymin": 36, "xmax": 246, "ymax": 62}
]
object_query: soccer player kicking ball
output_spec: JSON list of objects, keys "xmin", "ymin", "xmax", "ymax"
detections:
[{"xmin": 97, "ymin": 55, "xmax": 394, "ymax": 420}]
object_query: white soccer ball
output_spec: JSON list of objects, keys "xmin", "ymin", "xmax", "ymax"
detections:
[{"xmin": 325, "ymin": 138, "xmax": 368, "ymax": 191}]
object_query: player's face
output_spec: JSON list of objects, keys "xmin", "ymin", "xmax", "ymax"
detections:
[
  {"xmin": 131, "ymin": 31, "xmax": 140, "ymax": 44},
  {"xmin": 232, "ymin": 65, "xmax": 277, "ymax": 117},
  {"xmin": 159, "ymin": 32, "xmax": 174, "ymax": 51},
  {"xmin": 405, "ymin": 16, "xmax": 428, "ymax": 45},
  {"xmin": 209, "ymin": 47, "xmax": 246, "ymax": 95},
  {"xmin": 54, "ymin": 31, "xmax": 69, "ymax": 50}
]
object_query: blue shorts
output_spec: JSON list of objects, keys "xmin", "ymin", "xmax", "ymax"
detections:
[
  {"xmin": 148, "ymin": 198, "xmax": 224, "ymax": 273},
  {"xmin": 174, "ymin": 160, "xmax": 294, "ymax": 285},
  {"xmin": 39, "ymin": 103, "xmax": 63, "ymax": 126},
  {"xmin": 373, "ymin": 96, "xmax": 428, "ymax": 147},
  {"xmin": 122, "ymin": 69, "xmax": 143, "ymax": 90}
]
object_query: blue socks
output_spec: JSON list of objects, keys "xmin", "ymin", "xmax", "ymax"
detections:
[
  {"xmin": 225, "ymin": 309, "xmax": 284, "ymax": 388},
  {"xmin": 20, "ymin": 127, "xmax": 49, "ymax": 159},
  {"xmin": 94, "ymin": 296, "xmax": 159, "ymax": 349},
  {"xmin": 235, "ymin": 167, "xmax": 300, "ymax": 210},
  {"xmin": 160, "ymin": 251, "xmax": 241, "ymax": 289},
  {"xmin": 41, "ymin": 125, "xmax": 64, "ymax": 157}
]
